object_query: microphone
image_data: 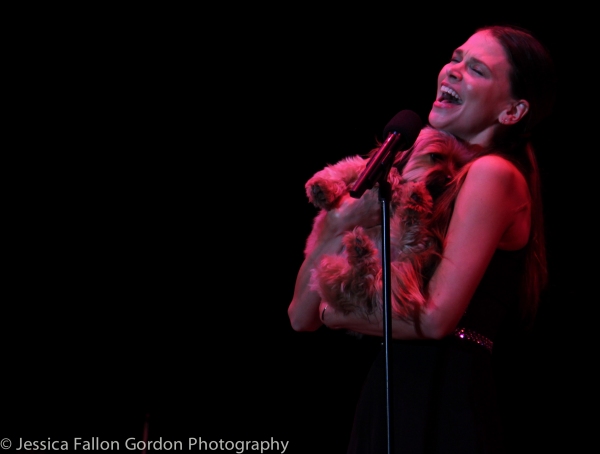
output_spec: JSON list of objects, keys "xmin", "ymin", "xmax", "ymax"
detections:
[{"xmin": 350, "ymin": 110, "xmax": 422, "ymax": 198}]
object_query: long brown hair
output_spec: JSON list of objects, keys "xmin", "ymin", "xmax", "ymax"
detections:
[{"xmin": 481, "ymin": 25, "xmax": 556, "ymax": 325}]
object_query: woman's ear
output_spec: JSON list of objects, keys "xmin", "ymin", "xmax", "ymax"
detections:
[{"xmin": 499, "ymin": 100, "xmax": 529, "ymax": 125}]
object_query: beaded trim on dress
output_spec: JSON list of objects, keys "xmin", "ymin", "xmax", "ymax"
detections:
[{"xmin": 453, "ymin": 327, "xmax": 493, "ymax": 353}]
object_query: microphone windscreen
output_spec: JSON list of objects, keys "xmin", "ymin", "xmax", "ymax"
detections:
[{"xmin": 382, "ymin": 110, "xmax": 423, "ymax": 151}]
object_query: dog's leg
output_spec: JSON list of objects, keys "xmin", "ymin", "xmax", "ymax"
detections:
[{"xmin": 311, "ymin": 226, "xmax": 382, "ymax": 316}]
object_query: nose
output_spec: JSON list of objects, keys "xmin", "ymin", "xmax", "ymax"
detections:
[{"xmin": 446, "ymin": 64, "xmax": 463, "ymax": 81}]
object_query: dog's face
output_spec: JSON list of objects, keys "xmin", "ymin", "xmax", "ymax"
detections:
[{"xmin": 400, "ymin": 127, "xmax": 476, "ymax": 185}]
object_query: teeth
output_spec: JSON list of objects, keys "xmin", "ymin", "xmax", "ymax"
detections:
[{"xmin": 441, "ymin": 85, "xmax": 460, "ymax": 101}]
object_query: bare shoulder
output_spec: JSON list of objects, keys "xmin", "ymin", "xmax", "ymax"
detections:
[
  {"xmin": 469, "ymin": 154, "xmax": 520, "ymax": 176},
  {"xmin": 464, "ymin": 155, "xmax": 526, "ymax": 191}
]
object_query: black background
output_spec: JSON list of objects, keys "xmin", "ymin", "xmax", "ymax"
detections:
[{"xmin": 5, "ymin": 7, "xmax": 592, "ymax": 454}]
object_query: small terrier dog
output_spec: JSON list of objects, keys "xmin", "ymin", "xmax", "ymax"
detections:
[{"xmin": 304, "ymin": 126, "xmax": 477, "ymax": 322}]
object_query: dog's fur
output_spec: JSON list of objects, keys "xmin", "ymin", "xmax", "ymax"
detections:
[{"xmin": 304, "ymin": 126, "xmax": 477, "ymax": 322}]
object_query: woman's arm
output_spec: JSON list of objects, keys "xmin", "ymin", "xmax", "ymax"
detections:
[
  {"xmin": 288, "ymin": 226, "xmax": 342, "ymax": 332},
  {"xmin": 288, "ymin": 189, "xmax": 382, "ymax": 332},
  {"xmin": 320, "ymin": 155, "xmax": 530, "ymax": 339}
]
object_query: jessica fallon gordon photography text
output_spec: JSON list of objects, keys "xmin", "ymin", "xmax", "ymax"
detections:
[{"xmin": 10, "ymin": 437, "xmax": 290, "ymax": 452}]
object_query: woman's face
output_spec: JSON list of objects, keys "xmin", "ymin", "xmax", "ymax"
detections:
[{"xmin": 428, "ymin": 29, "xmax": 516, "ymax": 147}]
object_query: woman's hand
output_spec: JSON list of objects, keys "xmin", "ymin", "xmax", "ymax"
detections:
[
  {"xmin": 319, "ymin": 301, "xmax": 383, "ymax": 334},
  {"xmin": 318, "ymin": 300, "xmax": 429, "ymax": 340}
]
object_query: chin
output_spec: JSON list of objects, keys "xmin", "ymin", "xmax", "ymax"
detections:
[
  {"xmin": 428, "ymin": 108, "xmax": 457, "ymax": 132},
  {"xmin": 428, "ymin": 111, "xmax": 444, "ymax": 129}
]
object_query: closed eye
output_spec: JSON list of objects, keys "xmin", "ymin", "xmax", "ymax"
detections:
[{"xmin": 470, "ymin": 65, "xmax": 484, "ymax": 75}]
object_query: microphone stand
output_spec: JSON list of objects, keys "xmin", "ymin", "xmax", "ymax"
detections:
[
  {"xmin": 350, "ymin": 132, "xmax": 399, "ymax": 454},
  {"xmin": 376, "ymin": 170, "xmax": 395, "ymax": 454},
  {"xmin": 349, "ymin": 110, "xmax": 421, "ymax": 454}
]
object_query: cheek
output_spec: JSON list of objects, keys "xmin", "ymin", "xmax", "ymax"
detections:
[{"xmin": 469, "ymin": 81, "xmax": 511, "ymax": 110}]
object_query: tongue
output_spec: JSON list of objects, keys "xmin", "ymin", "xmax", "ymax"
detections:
[{"xmin": 441, "ymin": 93, "xmax": 456, "ymax": 103}]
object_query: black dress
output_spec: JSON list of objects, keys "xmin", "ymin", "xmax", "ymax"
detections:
[{"xmin": 346, "ymin": 248, "xmax": 526, "ymax": 454}]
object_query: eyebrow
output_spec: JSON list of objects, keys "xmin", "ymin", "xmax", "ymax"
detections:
[{"xmin": 453, "ymin": 48, "xmax": 489, "ymax": 70}]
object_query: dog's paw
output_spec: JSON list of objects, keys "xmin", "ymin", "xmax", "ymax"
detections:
[
  {"xmin": 305, "ymin": 177, "xmax": 347, "ymax": 210},
  {"xmin": 305, "ymin": 156, "xmax": 367, "ymax": 210}
]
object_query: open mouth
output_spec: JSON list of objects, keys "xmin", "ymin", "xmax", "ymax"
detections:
[{"xmin": 439, "ymin": 85, "xmax": 462, "ymax": 104}]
